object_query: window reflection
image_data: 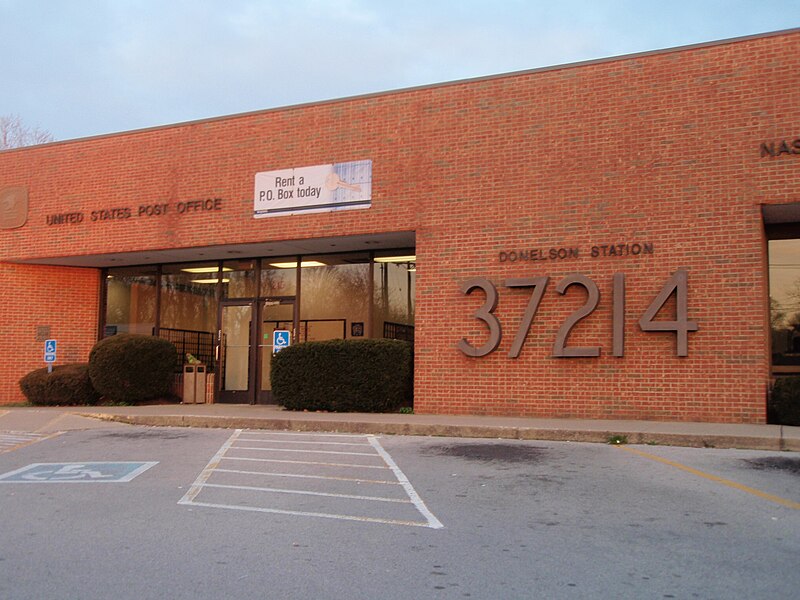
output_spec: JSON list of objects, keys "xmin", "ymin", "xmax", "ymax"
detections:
[
  {"xmin": 769, "ymin": 239, "xmax": 800, "ymax": 371},
  {"xmin": 373, "ymin": 251, "xmax": 416, "ymax": 342},
  {"xmin": 160, "ymin": 263, "xmax": 219, "ymax": 368},
  {"xmin": 301, "ymin": 254, "xmax": 370, "ymax": 341},
  {"xmin": 222, "ymin": 259, "xmax": 257, "ymax": 298},
  {"xmin": 221, "ymin": 304, "xmax": 251, "ymax": 391},
  {"xmin": 260, "ymin": 258, "xmax": 297, "ymax": 296},
  {"xmin": 104, "ymin": 266, "xmax": 157, "ymax": 336}
]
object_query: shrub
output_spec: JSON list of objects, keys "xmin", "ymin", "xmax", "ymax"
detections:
[
  {"xmin": 88, "ymin": 334, "xmax": 177, "ymax": 403},
  {"xmin": 271, "ymin": 339, "xmax": 412, "ymax": 412},
  {"xmin": 769, "ymin": 377, "xmax": 800, "ymax": 426},
  {"xmin": 19, "ymin": 363, "xmax": 100, "ymax": 406}
]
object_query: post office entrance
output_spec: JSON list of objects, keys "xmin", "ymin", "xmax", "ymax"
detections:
[
  {"xmin": 218, "ymin": 297, "xmax": 295, "ymax": 404},
  {"xmin": 101, "ymin": 248, "xmax": 416, "ymax": 405}
]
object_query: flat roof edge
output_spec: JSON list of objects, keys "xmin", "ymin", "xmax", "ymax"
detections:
[{"xmin": 3, "ymin": 27, "xmax": 799, "ymax": 153}]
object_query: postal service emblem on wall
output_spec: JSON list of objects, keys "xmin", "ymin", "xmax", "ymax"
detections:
[{"xmin": 0, "ymin": 186, "xmax": 29, "ymax": 229}]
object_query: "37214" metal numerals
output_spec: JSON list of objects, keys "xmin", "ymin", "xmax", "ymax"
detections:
[{"xmin": 457, "ymin": 270, "xmax": 698, "ymax": 358}]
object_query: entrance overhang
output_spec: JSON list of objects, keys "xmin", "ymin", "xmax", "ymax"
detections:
[
  {"xmin": 763, "ymin": 203, "xmax": 800, "ymax": 225},
  {"xmin": 11, "ymin": 231, "xmax": 416, "ymax": 268}
]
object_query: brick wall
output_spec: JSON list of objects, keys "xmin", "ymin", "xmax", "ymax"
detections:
[
  {"xmin": 1, "ymin": 30, "xmax": 798, "ymax": 420},
  {"xmin": 0, "ymin": 264, "xmax": 99, "ymax": 403}
]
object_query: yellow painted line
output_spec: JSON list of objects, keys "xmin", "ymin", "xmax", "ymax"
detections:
[
  {"xmin": 34, "ymin": 412, "xmax": 71, "ymax": 433},
  {"xmin": 618, "ymin": 446, "xmax": 800, "ymax": 510}
]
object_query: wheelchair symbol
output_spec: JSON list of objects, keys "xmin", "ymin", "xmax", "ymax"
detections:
[
  {"xmin": 22, "ymin": 464, "xmax": 113, "ymax": 481},
  {"xmin": 273, "ymin": 330, "xmax": 290, "ymax": 353}
]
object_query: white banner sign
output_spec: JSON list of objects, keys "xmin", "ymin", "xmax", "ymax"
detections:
[{"xmin": 254, "ymin": 160, "xmax": 372, "ymax": 218}]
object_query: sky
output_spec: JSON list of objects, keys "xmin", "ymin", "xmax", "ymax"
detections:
[{"xmin": 1, "ymin": 1, "xmax": 798, "ymax": 142}]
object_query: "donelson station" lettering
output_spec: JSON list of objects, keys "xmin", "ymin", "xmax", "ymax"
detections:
[{"xmin": 499, "ymin": 242, "xmax": 654, "ymax": 263}]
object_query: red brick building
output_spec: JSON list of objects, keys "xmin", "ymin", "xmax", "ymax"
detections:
[{"xmin": 1, "ymin": 29, "xmax": 798, "ymax": 422}]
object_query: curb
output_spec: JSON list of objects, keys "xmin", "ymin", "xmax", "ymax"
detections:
[{"xmin": 82, "ymin": 413, "xmax": 791, "ymax": 451}]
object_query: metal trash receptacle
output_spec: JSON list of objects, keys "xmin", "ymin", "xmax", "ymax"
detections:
[
  {"xmin": 194, "ymin": 364, "xmax": 207, "ymax": 404},
  {"xmin": 182, "ymin": 364, "xmax": 207, "ymax": 404},
  {"xmin": 182, "ymin": 365, "xmax": 197, "ymax": 404}
]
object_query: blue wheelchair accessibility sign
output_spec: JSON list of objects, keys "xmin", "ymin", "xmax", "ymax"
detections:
[
  {"xmin": 273, "ymin": 330, "xmax": 291, "ymax": 353},
  {"xmin": 44, "ymin": 339, "xmax": 57, "ymax": 363}
]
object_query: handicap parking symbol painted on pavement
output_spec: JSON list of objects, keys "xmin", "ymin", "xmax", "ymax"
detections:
[{"xmin": 0, "ymin": 462, "xmax": 158, "ymax": 483}]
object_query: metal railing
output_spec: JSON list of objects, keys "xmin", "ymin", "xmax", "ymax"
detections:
[
  {"xmin": 383, "ymin": 321, "xmax": 415, "ymax": 343},
  {"xmin": 156, "ymin": 327, "xmax": 215, "ymax": 372}
]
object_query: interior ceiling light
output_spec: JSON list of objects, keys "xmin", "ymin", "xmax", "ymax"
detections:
[
  {"xmin": 374, "ymin": 255, "xmax": 416, "ymax": 263},
  {"xmin": 269, "ymin": 261, "xmax": 327, "ymax": 269},
  {"xmin": 181, "ymin": 267, "xmax": 233, "ymax": 274},
  {"xmin": 191, "ymin": 278, "xmax": 230, "ymax": 284}
]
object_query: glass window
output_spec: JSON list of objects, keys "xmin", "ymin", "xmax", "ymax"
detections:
[
  {"xmin": 221, "ymin": 304, "xmax": 252, "ymax": 391},
  {"xmin": 104, "ymin": 266, "xmax": 157, "ymax": 336},
  {"xmin": 373, "ymin": 251, "xmax": 416, "ymax": 341},
  {"xmin": 769, "ymin": 239, "xmax": 800, "ymax": 372},
  {"xmin": 160, "ymin": 262, "xmax": 219, "ymax": 368},
  {"xmin": 222, "ymin": 259, "xmax": 257, "ymax": 298},
  {"xmin": 300, "ymin": 253, "xmax": 370, "ymax": 342},
  {"xmin": 100, "ymin": 248, "xmax": 417, "ymax": 379},
  {"xmin": 260, "ymin": 257, "xmax": 297, "ymax": 297}
]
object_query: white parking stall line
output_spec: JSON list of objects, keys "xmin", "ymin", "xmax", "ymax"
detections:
[
  {"xmin": 179, "ymin": 429, "xmax": 243, "ymax": 505},
  {"xmin": 1, "ymin": 433, "xmax": 51, "ymax": 443},
  {"xmin": 240, "ymin": 431, "xmax": 368, "ymax": 439},
  {"xmin": 221, "ymin": 456, "xmax": 390, "ymax": 469},
  {"xmin": 213, "ymin": 468, "xmax": 401, "ymax": 485},
  {"xmin": 201, "ymin": 482, "xmax": 412, "ymax": 503},
  {"xmin": 180, "ymin": 429, "xmax": 443, "ymax": 528},
  {"xmin": 0, "ymin": 431, "xmax": 62, "ymax": 454},
  {"xmin": 368, "ymin": 435, "xmax": 444, "ymax": 529},
  {"xmin": 2, "ymin": 436, "xmax": 40, "ymax": 443},
  {"xmin": 235, "ymin": 438, "xmax": 372, "ymax": 447},
  {"xmin": 182, "ymin": 500, "xmax": 437, "ymax": 528},
  {"xmin": 233, "ymin": 446, "xmax": 380, "ymax": 456}
]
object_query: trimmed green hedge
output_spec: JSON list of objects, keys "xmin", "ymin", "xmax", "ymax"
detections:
[
  {"xmin": 769, "ymin": 377, "xmax": 800, "ymax": 426},
  {"xmin": 88, "ymin": 334, "xmax": 177, "ymax": 403},
  {"xmin": 19, "ymin": 363, "xmax": 100, "ymax": 406},
  {"xmin": 271, "ymin": 339, "xmax": 412, "ymax": 412}
]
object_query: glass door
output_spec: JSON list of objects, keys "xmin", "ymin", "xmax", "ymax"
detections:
[
  {"xmin": 258, "ymin": 297, "xmax": 295, "ymax": 403},
  {"xmin": 218, "ymin": 301, "xmax": 256, "ymax": 403}
]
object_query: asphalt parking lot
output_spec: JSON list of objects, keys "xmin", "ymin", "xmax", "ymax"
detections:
[{"xmin": 0, "ymin": 423, "xmax": 797, "ymax": 599}]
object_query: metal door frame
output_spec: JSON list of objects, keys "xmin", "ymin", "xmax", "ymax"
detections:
[
  {"xmin": 257, "ymin": 296, "xmax": 296, "ymax": 404},
  {"xmin": 216, "ymin": 299, "xmax": 258, "ymax": 404}
]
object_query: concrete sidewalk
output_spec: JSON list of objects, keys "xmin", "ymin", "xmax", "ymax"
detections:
[{"xmin": 2, "ymin": 404, "xmax": 798, "ymax": 451}]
